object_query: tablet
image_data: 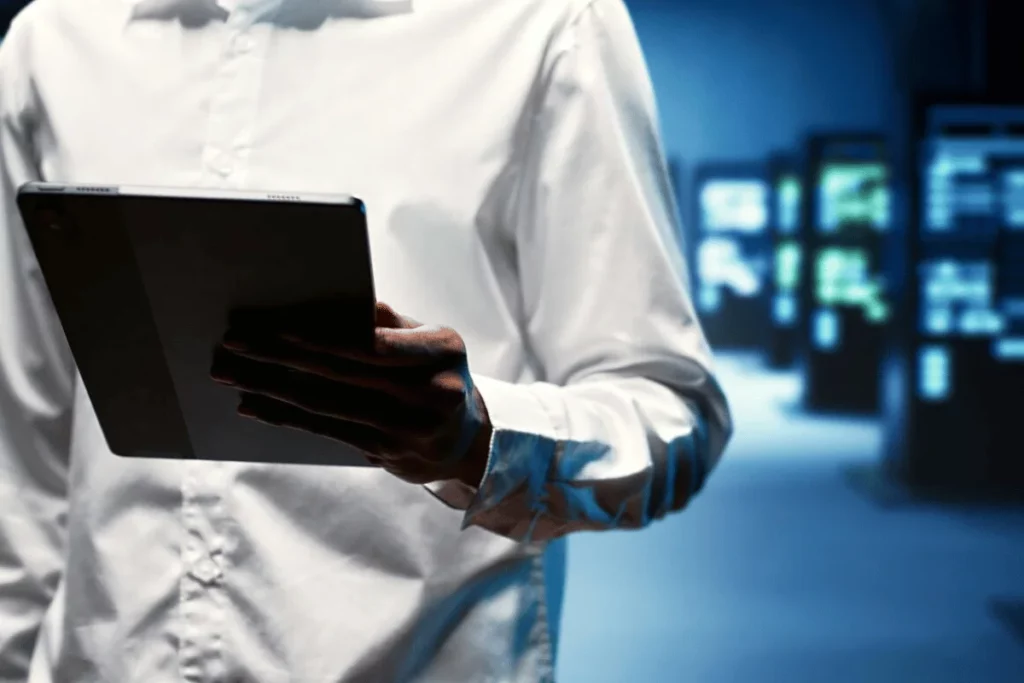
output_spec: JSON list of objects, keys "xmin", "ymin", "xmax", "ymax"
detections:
[{"xmin": 17, "ymin": 182, "xmax": 376, "ymax": 467}]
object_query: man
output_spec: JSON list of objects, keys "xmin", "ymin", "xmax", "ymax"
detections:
[{"xmin": 0, "ymin": 0, "xmax": 732, "ymax": 680}]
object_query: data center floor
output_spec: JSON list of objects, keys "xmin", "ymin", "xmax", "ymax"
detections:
[{"xmin": 557, "ymin": 353, "xmax": 1024, "ymax": 683}]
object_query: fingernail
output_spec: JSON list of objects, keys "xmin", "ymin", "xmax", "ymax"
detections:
[
  {"xmin": 223, "ymin": 339, "xmax": 248, "ymax": 351},
  {"xmin": 211, "ymin": 374, "xmax": 236, "ymax": 386}
]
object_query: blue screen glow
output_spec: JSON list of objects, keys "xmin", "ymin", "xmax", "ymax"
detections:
[
  {"xmin": 696, "ymin": 236, "xmax": 768, "ymax": 308},
  {"xmin": 700, "ymin": 179, "xmax": 769, "ymax": 233},
  {"xmin": 814, "ymin": 247, "xmax": 889, "ymax": 323},
  {"xmin": 924, "ymin": 137, "xmax": 1024, "ymax": 235},
  {"xmin": 817, "ymin": 162, "xmax": 890, "ymax": 233},
  {"xmin": 813, "ymin": 308, "xmax": 840, "ymax": 350},
  {"xmin": 773, "ymin": 240, "xmax": 802, "ymax": 326},
  {"xmin": 776, "ymin": 175, "xmax": 802, "ymax": 235},
  {"xmin": 699, "ymin": 283, "xmax": 722, "ymax": 313},
  {"xmin": 918, "ymin": 345, "xmax": 952, "ymax": 401},
  {"xmin": 918, "ymin": 259, "xmax": 1003, "ymax": 337},
  {"xmin": 993, "ymin": 337, "xmax": 1024, "ymax": 361},
  {"xmin": 774, "ymin": 294, "xmax": 797, "ymax": 326},
  {"xmin": 808, "ymin": 143, "xmax": 891, "ymax": 346},
  {"xmin": 1002, "ymin": 170, "xmax": 1024, "ymax": 228}
]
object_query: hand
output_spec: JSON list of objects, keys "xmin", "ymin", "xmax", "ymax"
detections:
[{"xmin": 209, "ymin": 302, "xmax": 492, "ymax": 487}]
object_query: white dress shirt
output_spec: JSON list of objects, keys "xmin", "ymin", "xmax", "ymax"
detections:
[{"xmin": 0, "ymin": 0, "xmax": 732, "ymax": 680}]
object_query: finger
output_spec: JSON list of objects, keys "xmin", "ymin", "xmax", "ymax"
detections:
[
  {"xmin": 237, "ymin": 392, "xmax": 389, "ymax": 460},
  {"xmin": 238, "ymin": 395, "xmax": 437, "ymax": 482},
  {"xmin": 220, "ymin": 353, "xmax": 440, "ymax": 439},
  {"xmin": 210, "ymin": 345, "xmax": 247, "ymax": 385},
  {"xmin": 238, "ymin": 394, "xmax": 445, "ymax": 484},
  {"xmin": 243, "ymin": 301, "xmax": 414, "ymax": 352},
  {"xmin": 375, "ymin": 325, "xmax": 464, "ymax": 361},
  {"xmin": 280, "ymin": 303, "xmax": 440, "ymax": 366},
  {"xmin": 283, "ymin": 324, "xmax": 465, "ymax": 369},
  {"xmin": 375, "ymin": 301, "xmax": 421, "ymax": 329},
  {"xmin": 216, "ymin": 335, "xmax": 425, "ymax": 398}
]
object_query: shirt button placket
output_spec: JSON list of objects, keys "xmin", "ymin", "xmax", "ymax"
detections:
[
  {"xmin": 180, "ymin": 468, "xmax": 219, "ymax": 682},
  {"xmin": 181, "ymin": 463, "xmax": 232, "ymax": 682},
  {"xmin": 182, "ymin": 7, "xmax": 267, "ymax": 681},
  {"xmin": 201, "ymin": 8, "xmax": 264, "ymax": 189}
]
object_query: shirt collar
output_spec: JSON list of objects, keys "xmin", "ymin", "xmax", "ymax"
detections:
[
  {"xmin": 125, "ymin": 0, "xmax": 413, "ymax": 19},
  {"xmin": 122, "ymin": 0, "xmax": 413, "ymax": 12}
]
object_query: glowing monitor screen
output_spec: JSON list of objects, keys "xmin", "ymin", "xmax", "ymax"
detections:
[
  {"xmin": 696, "ymin": 236, "xmax": 767, "ymax": 312},
  {"xmin": 817, "ymin": 162, "xmax": 890, "ymax": 233},
  {"xmin": 923, "ymin": 136, "xmax": 1024, "ymax": 236},
  {"xmin": 700, "ymin": 179, "xmax": 769, "ymax": 233},
  {"xmin": 814, "ymin": 246, "xmax": 889, "ymax": 323},
  {"xmin": 919, "ymin": 259, "xmax": 1000, "ymax": 337},
  {"xmin": 921, "ymin": 105, "xmax": 1024, "ymax": 365},
  {"xmin": 776, "ymin": 175, "xmax": 802, "ymax": 235}
]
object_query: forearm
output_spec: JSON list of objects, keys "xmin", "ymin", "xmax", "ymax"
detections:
[
  {"xmin": 428, "ymin": 0, "xmax": 735, "ymax": 540},
  {"xmin": 429, "ymin": 365, "xmax": 731, "ymax": 542}
]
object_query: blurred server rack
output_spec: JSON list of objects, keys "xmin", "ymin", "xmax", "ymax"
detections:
[
  {"xmin": 882, "ymin": 96, "xmax": 1024, "ymax": 496},
  {"xmin": 800, "ymin": 133, "xmax": 893, "ymax": 414},
  {"xmin": 690, "ymin": 161, "xmax": 772, "ymax": 350}
]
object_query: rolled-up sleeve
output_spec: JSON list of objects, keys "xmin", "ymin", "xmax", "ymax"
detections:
[
  {"xmin": 427, "ymin": 0, "xmax": 732, "ymax": 542},
  {"xmin": 0, "ymin": 18, "xmax": 75, "ymax": 681}
]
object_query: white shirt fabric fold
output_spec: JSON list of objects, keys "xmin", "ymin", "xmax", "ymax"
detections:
[{"xmin": 0, "ymin": 0, "xmax": 732, "ymax": 680}]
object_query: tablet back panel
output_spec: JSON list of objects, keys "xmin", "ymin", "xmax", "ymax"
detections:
[{"xmin": 17, "ymin": 185, "xmax": 375, "ymax": 467}]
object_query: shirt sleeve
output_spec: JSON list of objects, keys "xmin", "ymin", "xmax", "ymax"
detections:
[
  {"xmin": 426, "ymin": 0, "xmax": 733, "ymax": 542},
  {"xmin": 0, "ymin": 18, "xmax": 75, "ymax": 680}
]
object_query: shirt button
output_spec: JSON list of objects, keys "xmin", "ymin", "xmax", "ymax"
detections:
[
  {"xmin": 191, "ymin": 558, "xmax": 222, "ymax": 585},
  {"xmin": 209, "ymin": 151, "xmax": 233, "ymax": 177}
]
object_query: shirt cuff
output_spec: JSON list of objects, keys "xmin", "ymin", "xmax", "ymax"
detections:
[{"xmin": 423, "ymin": 375, "xmax": 562, "ymax": 523}]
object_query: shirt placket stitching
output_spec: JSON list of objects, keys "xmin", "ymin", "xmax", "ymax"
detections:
[
  {"xmin": 180, "ymin": 468, "xmax": 225, "ymax": 683},
  {"xmin": 528, "ymin": 548, "xmax": 556, "ymax": 682},
  {"xmin": 178, "ymin": 7, "xmax": 270, "ymax": 681},
  {"xmin": 200, "ymin": 8, "xmax": 267, "ymax": 190}
]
